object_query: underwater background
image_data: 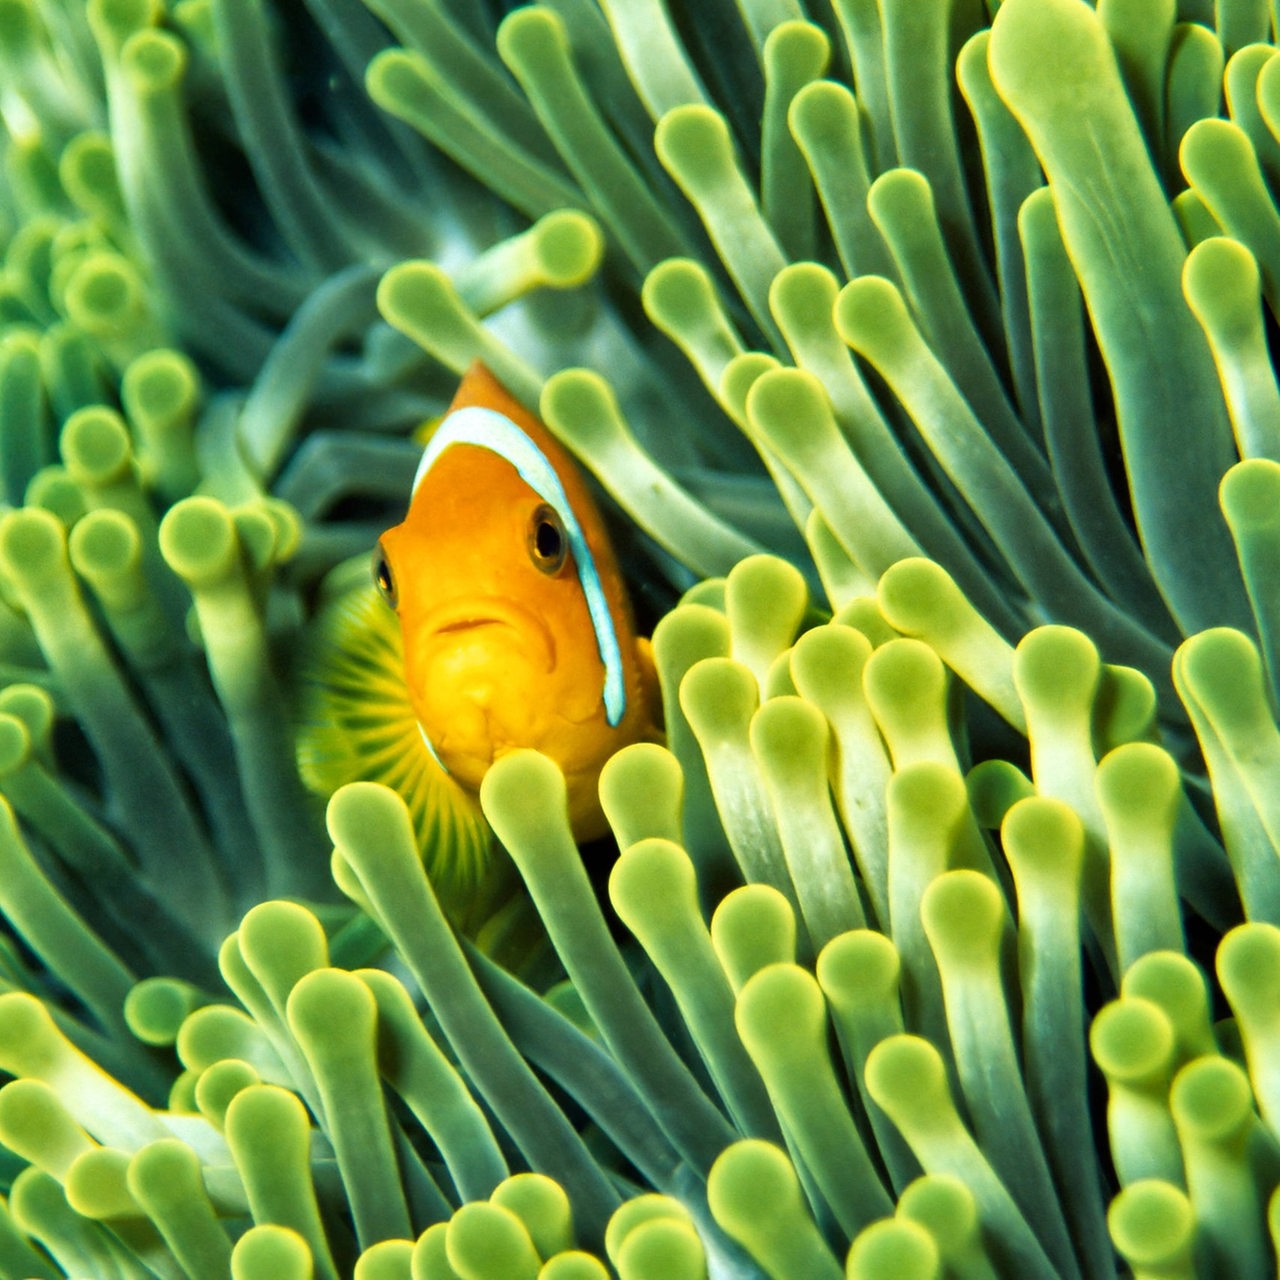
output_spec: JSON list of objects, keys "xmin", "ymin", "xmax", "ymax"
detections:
[{"xmin": 0, "ymin": 0, "xmax": 1279, "ymax": 1275}]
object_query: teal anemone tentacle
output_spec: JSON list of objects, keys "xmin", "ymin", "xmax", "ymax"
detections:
[
  {"xmin": 1184, "ymin": 237, "xmax": 1280, "ymax": 462},
  {"xmin": 95, "ymin": 24, "xmax": 290, "ymax": 377},
  {"xmin": 880, "ymin": 0, "xmax": 1002, "ymax": 352},
  {"xmin": 0, "ymin": 330, "xmax": 49, "ymax": 505},
  {"xmin": 1107, "ymin": 1180, "xmax": 1196, "ymax": 1279},
  {"xmin": 790, "ymin": 624, "xmax": 893, "ymax": 927},
  {"xmin": 609, "ymin": 838, "xmax": 782, "ymax": 1143},
  {"xmin": 680, "ymin": 656, "xmax": 798, "ymax": 907},
  {"xmin": 593, "ymin": 0, "xmax": 708, "ymax": 119},
  {"xmin": 648, "ymin": 603, "xmax": 732, "ymax": 879},
  {"xmin": 825, "ymin": 0, "xmax": 893, "ymax": 172},
  {"xmin": 223, "ymin": 1086, "xmax": 342, "ymax": 1280},
  {"xmin": 896, "ymin": 1175, "xmax": 998, "ymax": 1280},
  {"xmin": 1225, "ymin": 43, "xmax": 1280, "ymax": 191},
  {"xmin": 1096, "ymin": 743, "xmax": 1188, "ymax": 972},
  {"xmin": 743, "ymin": 365, "xmax": 921, "ymax": 582},
  {"xmin": 1090, "ymin": 997, "xmax": 1183, "ymax": 1188},
  {"xmin": 235, "ymin": 264, "xmax": 385, "ymax": 484},
  {"xmin": 1001, "ymin": 799, "xmax": 1113, "ymax": 1280},
  {"xmin": 1217, "ymin": 923, "xmax": 1280, "ymax": 1135},
  {"xmin": 1018, "ymin": 187, "xmax": 1182, "ymax": 644},
  {"xmin": 464, "ymin": 943, "xmax": 686, "ymax": 1190},
  {"xmin": 159, "ymin": 497, "xmax": 327, "ymax": 902},
  {"xmin": 865, "ymin": 1036, "xmax": 1062, "ymax": 1280},
  {"xmin": 655, "ymin": 104, "xmax": 788, "ymax": 351},
  {"xmin": 66, "ymin": 508, "xmax": 256, "ymax": 870},
  {"xmin": 58, "ymin": 403, "xmax": 188, "ymax": 630},
  {"xmin": 119, "ymin": 347, "xmax": 201, "ymax": 504},
  {"xmin": 1170, "ymin": 1054, "xmax": 1271, "ymax": 1280},
  {"xmin": 866, "ymin": 169, "xmax": 1056, "ymax": 519},
  {"xmin": 815, "ymin": 930, "xmax": 919, "ymax": 1193},
  {"xmin": 360, "ymin": 0, "xmax": 558, "ymax": 167},
  {"xmin": 0, "ymin": 508, "xmax": 226, "ymax": 935},
  {"xmin": 758, "ymin": 22, "xmax": 828, "ymax": 264},
  {"xmin": 1221, "ymin": 460, "xmax": 1280, "ymax": 709},
  {"xmin": 750, "ymin": 696, "xmax": 866, "ymax": 950},
  {"xmin": 208, "ymin": 0, "xmax": 363, "ymax": 271},
  {"xmin": 356, "ymin": 967, "xmax": 508, "ymax": 1204},
  {"xmin": 496, "ymin": 7, "xmax": 691, "ymax": 277},
  {"xmin": 365, "ymin": 46, "xmax": 584, "ymax": 222},
  {"xmin": 706, "ymin": 1140, "xmax": 844, "ymax": 1279},
  {"xmin": 643, "ymin": 258, "xmax": 745, "ymax": 396},
  {"xmin": 921, "ymin": 871, "xmax": 1081, "ymax": 1280},
  {"xmin": 480, "ymin": 751, "xmax": 739, "ymax": 1177},
  {"xmin": 955, "ymin": 30, "xmax": 1043, "ymax": 440},
  {"xmin": 328, "ymin": 782, "xmax": 622, "ymax": 1242},
  {"xmin": 0, "ymin": 798, "xmax": 137, "ymax": 1047},
  {"xmin": 287, "ymin": 969, "xmax": 417, "ymax": 1249},
  {"xmin": 735, "ymin": 963, "xmax": 893, "ymax": 1240},
  {"xmin": 990, "ymin": 0, "xmax": 1250, "ymax": 637},
  {"xmin": 1166, "ymin": 22, "xmax": 1227, "ymax": 185},
  {"xmin": 788, "ymin": 79, "xmax": 894, "ymax": 280},
  {"xmin": 1174, "ymin": 628, "xmax": 1280, "ymax": 924},
  {"xmin": 1098, "ymin": 0, "xmax": 1175, "ymax": 157},
  {"xmin": 376, "ymin": 259, "xmax": 546, "ymax": 407},
  {"xmin": 1181, "ymin": 117, "xmax": 1280, "ymax": 319},
  {"xmin": 542, "ymin": 370, "xmax": 766, "ymax": 578},
  {"xmin": 836, "ymin": 276, "xmax": 1177, "ymax": 693}
]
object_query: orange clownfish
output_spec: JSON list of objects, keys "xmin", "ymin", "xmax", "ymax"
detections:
[{"xmin": 373, "ymin": 363, "xmax": 662, "ymax": 841}]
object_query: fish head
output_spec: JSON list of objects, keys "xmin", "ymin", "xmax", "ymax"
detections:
[{"xmin": 376, "ymin": 364, "xmax": 661, "ymax": 839}]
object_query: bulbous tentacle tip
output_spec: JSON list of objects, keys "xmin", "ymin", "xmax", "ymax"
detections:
[
  {"xmin": 375, "ymin": 259, "xmax": 455, "ymax": 339},
  {"xmin": 237, "ymin": 899, "xmax": 330, "ymax": 993},
  {"xmin": 607, "ymin": 837, "xmax": 697, "ymax": 936},
  {"xmin": 231, "ymin": 1223, "xmax": 314, "ymax": 1280},
  {"xmin": 1089, "ymin": 997, "xmax": 1176, "ymax": 1086},
  {"xmin": 123, "ymin": 976, "xmax": 207, "ymax": 1046},
  {"xmin": 0, "ymin": 505, "xmax": 67, "ymax": 589},
  {"xmin": 540, "ymin": 368, "xmax": 622, "ymax": 447},
  {"xmin": 832, "ymin": 275, "xmax": 911, "ymax": 360},
  {"xmin": 846, "ymin": 1218, "xmax": 939, "ymax": 1280},
  {"xmin": 1217, "ymin": 921, "xmax": 1280, "ymax": 1017},
  {"xmin": 615, "ymin": 1215, "xmax": 707, "ymax": 1280},
  {"xmin": 1107, "ymin": 1180, "xmax": 1195, "ymax": 1272},
  {"xmin": 1170, "ymin": 1053, "xmax": 1253, "ymax": 1144},
  {"xmin": 324, "ymin": 778, "xmax": 415, "ymax": 854},
  {"xmin": 864, "ymin": 1035, "xmax": 949, "ymax": 1120},
  {"xmin": 479, "ymin": 747, "xmax": 571, "ymax": 844},
  {"xmin": 896, "ymin": 1173, "xmax": 980, "ymax": 1256},
  {"xmin": 157, "ymin": 494, "xmax": 239, "ymax": 588},
  {"xmin": 654, "ymin": 104, "xmax": 734, "ymax": 194},
  {"xmin": 531, "ymin": 209, "xmax": 604, "ymax": 290},
  {"xmin": 920, "ymin": 870, "xmax": 1005, "ymax": 971},
  {"xmin": 540, "ymin": 1249, "xmax": 610, "ymax": 1278},
  {"xmin": 490, "ymin": 1171, "xmax": 574, "ymax": 1260},
  {"xmin": 1001, "ymin": 795, "xmax": 1085, "ymax": 878},
  {"xmin": 286, "ymin": 966, "xmax": 375, "ymax": 1049},
  {"xmin": 605, "ymin": 1194, "xmax": 694, "ymax": 1269},
  {"xmin": 988, "ymin": 0, "xmax": 1109, "ymax": 106},
  {"xmin": 705, "ymin": 1138, "xmax": 799, "ymax": 1224},
  {"xmin": 446, "ymin": 1199, "xmax": 543, "ymax": 1278},
  {"xmin": 1221, "ymin": 458, "xmax": 1280, "ymax": 529}
]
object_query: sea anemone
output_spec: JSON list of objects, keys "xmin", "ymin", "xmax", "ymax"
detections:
[{"xmin": 0, "ymin": 0, "xmax": 1279, "ymax": 1276}]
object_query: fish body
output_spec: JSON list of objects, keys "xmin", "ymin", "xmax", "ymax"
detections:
[{"xmin": 375, "ymin": 362, "xmax": 661, "ymax": 839}]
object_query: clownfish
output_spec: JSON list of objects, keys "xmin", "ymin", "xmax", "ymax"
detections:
[{"xmin": 373, "ymin": 362, "xmax": 662, "ymax": 841}]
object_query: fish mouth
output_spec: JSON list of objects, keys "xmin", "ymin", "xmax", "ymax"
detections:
[{"xmin": 419, "ymin": 597, "xmax": 555, "ymax": 669}]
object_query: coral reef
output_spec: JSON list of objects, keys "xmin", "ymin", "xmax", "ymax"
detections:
[{"xmin": 0, "ymin": 0, "xmax": 1279, "ymax": 1276}]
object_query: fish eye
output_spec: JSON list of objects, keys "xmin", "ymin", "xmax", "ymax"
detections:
[
  {"xmin": 528, "ymin": 504, "xmax": 568, "ymax": 575},
  {"xmin": 372, "ymin": 544, "xmax": 398, "ymax": 607}
]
